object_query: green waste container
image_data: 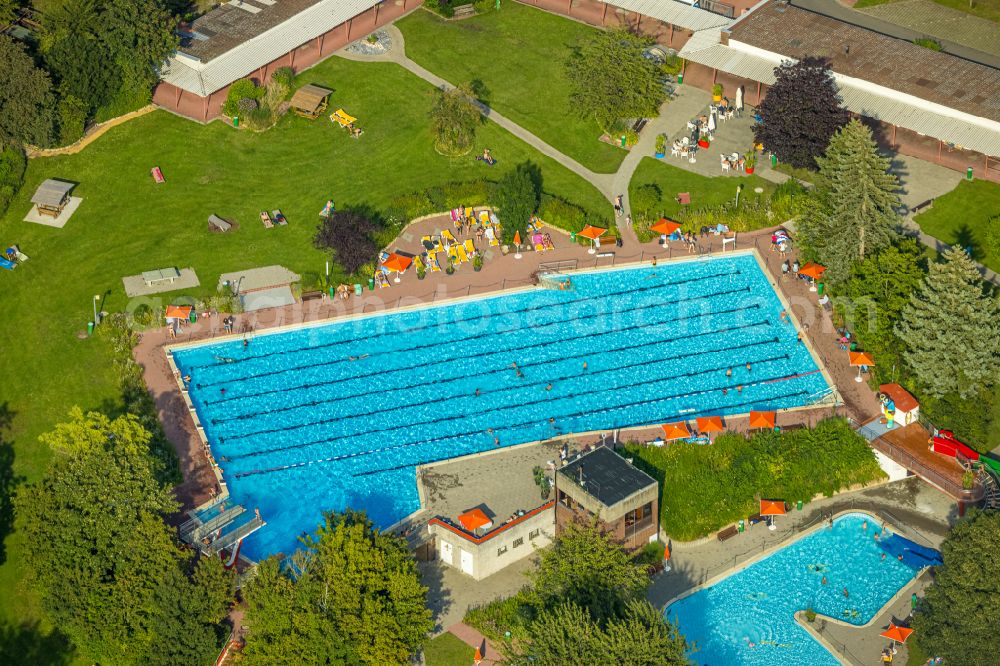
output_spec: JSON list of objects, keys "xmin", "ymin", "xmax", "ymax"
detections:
[
  {"xmin": 796, "ymin": 500, "xmax": 803, "ymax": 511},
  {"xmin": 354, "ymin": 283, "xmax": 362, "ymax": 296},
  {"xmin": 368, "ymin": 277, "xmax": 375, "ymax": 290},
  {"xmin": 817, "ymin": 282, "xmax": 824, "ymax": 296},
  {"xmin": 770, "ymin": 153, "xmax": 777, "ymax": 167},
  {"xmin": 570, "ymin": 231, "xmax": 577, "ymax": 242},
  {"xmin": 620, "ymin": 135, "xmax": 626, "ymax": 148},
  {"xmin": 966, "ymin": 167, "xmax": 973, "ymax": 180},
  {"xmin": 738, "ymin": 519, "xmax": 745, "ymax": 533},
  {"xmin": 87, "ymin": 321, "xmax": 94, "ymax": 336},
  {"xmin": 233, "ymin": 116, "xmax": 239, "ymax": 128},
  {"xmin": 850, "ymin": 341, "xmax": 858, "ymax": 351},
  {"xmin": 677, "ymin": 73, "xmax": 683, "ymax": 85},
  {"xmin": 329, "ymin": 286, "xmax": 334, "ymax": 299},
  {"xmin": 189, "ymin": 310, "xmax": 198, "ymax": 323}
]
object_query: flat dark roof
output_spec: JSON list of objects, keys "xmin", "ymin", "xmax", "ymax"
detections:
[{"xmin": 558, "ymin": 447, "xmax": 656, "ymax": 507}]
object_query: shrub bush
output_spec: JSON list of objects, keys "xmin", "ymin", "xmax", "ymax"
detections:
[
  {"xmin": 58, "ymin": 95, "xmax": 88, "ymax": 146},
  {"xmin": 537, "ymin": 195, "xmax": 587, "ymax": 232},
  {"xmin": 222, "ymin": 78, "xmax": 263, "ymax": 117},
  {"xmin": 0, "ymin": 143, "xmax": 26, "ymax": 216},
  {"xmin": 465, "ymin": 588, "xmax": 540, "ymax": 642},
  {"xmin": 271, "ymin": 67, "xmax": 295, "ymax": 88},
  {"xmin": 630, "ymin": 183, "xmax": 662, "ymax": 222},
  {"xmin": 626, "ymin": 418, "xmax": 884, "ymax": 540}
]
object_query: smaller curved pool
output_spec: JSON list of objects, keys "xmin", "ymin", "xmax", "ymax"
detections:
[{"xmin": 665, "ymin": 512, "xmax": 925, "ymax": 666}]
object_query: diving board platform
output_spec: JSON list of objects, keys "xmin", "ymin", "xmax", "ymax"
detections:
[{"xmin": 179, "ymin": 495, "xmax": 265, "ymax": 558}]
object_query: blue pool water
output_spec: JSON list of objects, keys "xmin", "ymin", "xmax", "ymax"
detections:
[
  {"xmin": 171, "ymin": 254, "xmax": 829, "ymax": 560},
  {"xmin": 666, "ymin": 513, "xmax": 924, "ymax": 666}
]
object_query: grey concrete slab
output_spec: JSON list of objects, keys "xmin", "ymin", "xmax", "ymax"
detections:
[
  {"xmin": 123, "ymin": 268, "xmax": 201, "ymax": 297},
  {"xmin": 23, "ymin": 196, "xmax": 83, "ymax": 228}
]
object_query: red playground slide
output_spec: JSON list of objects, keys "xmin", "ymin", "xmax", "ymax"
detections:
[{"xmin": 931, "ymin": 430, "xmax": 980, "ymax": 461}]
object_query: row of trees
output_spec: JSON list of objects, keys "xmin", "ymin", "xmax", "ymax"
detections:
[
  {"xmin": 759, "ymin": 56, "xmax": 1000, "ymax": 442},
  {"xmin": 0, "ymin": 0, "xmax": 177, "ymax": 148}
]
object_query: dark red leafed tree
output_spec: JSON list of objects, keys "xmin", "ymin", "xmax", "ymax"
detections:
[
  {"xmin": 314, "ymin": 210, "xmax": 379, "ymax": 276},
  {"xmin": 753, "ymin": 57, "xmax": 850, "ymax": 170}
]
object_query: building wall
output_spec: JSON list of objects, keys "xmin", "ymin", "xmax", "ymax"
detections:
[
  {"xmin": 556, "ymin": 482, "xmax": 658, "ymax": 550},
  {"xmin": 428, "ymin": 507, "xmax": 555, "ymax": 581},
  {"xmin": 519, "ymin": 0, "xmax": 694, "ymax": 50},
  {"xmin": 153, "ymin": 0, "xmax": 423, "ymax": 122}
]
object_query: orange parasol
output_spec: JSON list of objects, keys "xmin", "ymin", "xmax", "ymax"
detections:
[
  {"xmin": 458, "ymin": 508, "xmax": 492, "ymax": 531},
  {"xmin": 513, "ymin": 230, "xmax": 522, "ymax": 246},
  {"xmin": 165, "ymin": 305, "xmax": 193, "ymax": 320},
  {"xmin": 798, "ymin": 262, "xmax": 826, "ymax": 280},
  {"xmin": 661, "ymin": 421, "xmax": 691, "ymax": 440},
  {"xmin": 382, "ymin": 253, "xmax": 412, "ymax": 273},
  {"xmin": 578, "ymin": 224, "xmax": 607, "ymax": 254},
  {"xmin": 880, "ymin": 623, "xmax": 914, "ymax": 645},
  {"xmin": 651, "ymin": 218, "xmax": 681, "ymax": 236},
  {"xmin": 473, "ymin": 646, "xmax": 482, "ymax": 665},
  {"xmin": 849, "ymin": 350, "xmax": 874, "ymax": 382},
  {"xmin": 759, "ymin": 499, "xmax": 786, "ymax": 516},
  {"xmin": 696, "ymin": 416, "xmax": 724, "ymax": 434},
  {"xmin": 748, "ymin": 410, "xmax": 776, "ymax": 430}
]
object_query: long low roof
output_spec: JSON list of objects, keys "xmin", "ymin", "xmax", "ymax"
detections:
[
  {"xmin": 162, "ymin": 0, "xmax": 380, "ymax": 96},
  {"xmin": 608, "ymin": 0, "xmax": 732, "ymax": 31},
  {"xmin": 680, "ymin": 30, "xmax": 1000, "ymax": 157}
]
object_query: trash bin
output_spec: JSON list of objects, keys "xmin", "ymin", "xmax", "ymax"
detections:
[
  {"xmin": 738, "ymin": 519, "xmax": 745, "ymax": 533},
  {"xmin": 677, "ymin": 73, "xmax": 683, "ymax": 85},
  {"xmin": 817, "ymin": 282, "xmax": 825, "ymax": 296},
  {"xmin": 328, "ymin": 286, "xmax": 334, "ymax": 299},
  {"xmin": 620, "ymin": 135, "xmax": 626, "ymax": 148},
  {"xmin": 770, "ymin": 153, "xmax": 777, "ymax": 167},
  {"xmin": 233, "ymin": 116, "xmax": 239, "ymax": 128},
  {"xmin": 354, "ymin": 283, "xmax": 362, "ymax": 296},
  {"xmin": 850, "ymin": 341, "xmax": 858, "ymax": 351},
  {"xmin": 570, "ymin": 231, "xmax": 577, "ymax": 242},
  {"xmin": 189, "ymin": 310, "xmax": 198, "ymax": 323},
  {"xmin": 368, "ymin": 277, "xmax": 375, "ymax": 290},
  {"xmin": 796, "ymin": 500, "xmax": 803, "ymax": 511},
  {"xmin": 87, "ymin": 321, "xmax": 94, "ymax": 336},
  {"xmin": 966, "ymin": 167, "xmax": 973, "ymax": 181}
]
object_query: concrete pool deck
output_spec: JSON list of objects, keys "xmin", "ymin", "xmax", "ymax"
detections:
[{"xmin": 134, "ymin": 217, "xmax": 881, "ymax": 516}]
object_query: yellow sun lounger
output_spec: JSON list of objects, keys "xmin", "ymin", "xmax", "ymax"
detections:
[
  {"xmin": 455, "ymin": 244, "xmax": 470, "ymax": 264},
  {"xmin": 441, "ymin": 229, "xmax": 457, "ymax": 243},
  {"xmin": 448, "ymin": 244, "xmax": 460, "ymax": 262},
  {"xmin": 464, "ymin": 239, "xmax": 476, "ymax": 256},
  {"xmin": 421, "ymin": 235, "xmax": 443, "ymax": 254},
  {"xmin": 413, "ymin": 254, "xmax": 425, "ymax": 272},
  {"xmin": 464, "ymin": 207, "xmax": 473, "ymax": 219},
  {"xmin": 478, "ymin": 210, "xmax": 491, "ymax": 225},
  {"xmin": 331, "ymin": 109, "xmax": 357, "ymax": 127},
  {"xmin": 428, "ymin": 253, "xmax": 442, "ymax": 272}
]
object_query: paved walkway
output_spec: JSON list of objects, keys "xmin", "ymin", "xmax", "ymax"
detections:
[{"xmin": 446, "ymin": 622, "xmax": 503, "ymax": 664}]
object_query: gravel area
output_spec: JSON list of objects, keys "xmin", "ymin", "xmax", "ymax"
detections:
[{"xmin": 345, "ymin": 30, "xmax": 392, "ymax": 56}]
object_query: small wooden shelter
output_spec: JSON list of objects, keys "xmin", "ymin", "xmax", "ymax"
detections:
[
  {"xmin": 31, "ymin": 180, "xmax": 74, "ymax": 218},
  {"xmin": 289, "ymin": 84, "xmax": 333, "ymax": 119}
]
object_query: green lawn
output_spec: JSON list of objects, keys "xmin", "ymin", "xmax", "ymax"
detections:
[
  {"xmin": 914, "ymin": 180, "xmax": 1000, "ymax": 272},
  {"xmin": 0, "ymin": 55, "xmax": 608, "ymax": 651},
  {"xmin": 854, "ymin": 0, "xmax": 1000, "ymax": 24},
  {"xmin": 628, "ymin": 157, "xmax": 777, "ymax": 239},
  {"xmin": 397, "ymin": 3, "xmax": 628, "ymax": 174},
  {"xmin": 423, "ymin": 632, "xmax": 475, "ymax": 665}
]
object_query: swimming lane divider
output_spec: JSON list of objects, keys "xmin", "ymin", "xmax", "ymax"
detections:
[
  {"xmin": 186, "ymin": 268, "xmax": 744, "ymax": 373},
  {"xmin": 231, "ymin": 371, "xmax": 813, "ymax": 478},
  {"xmin": 200, "ymin": 285, "xmax": 755, "ymax": 394}
]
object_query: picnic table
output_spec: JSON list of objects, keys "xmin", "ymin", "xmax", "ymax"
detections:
[{"xmin": 142, "ymin": 267, "xmax": 181, "ymax": 286}]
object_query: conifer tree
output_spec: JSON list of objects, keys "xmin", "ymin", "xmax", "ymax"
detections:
[{"xmin": 896, "ymin": 247, "xmax": 1000, "ymax": 399}]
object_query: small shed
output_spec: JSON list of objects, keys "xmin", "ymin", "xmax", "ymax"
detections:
[
  {"xmin": 31, "ymin": 180, "xmax": 75, "ymax": 218},
  {"xmin": 879, "ymin": 383, "xmax": 920, "ymax": 426},
  {"xmin": 289, "ymin": 84, "xmax": 333, "ymax": 119}
]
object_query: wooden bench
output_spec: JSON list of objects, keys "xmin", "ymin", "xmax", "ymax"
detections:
[
  {"xmin": 452, "ymin": 3, "xmax": 476, "ymax": 18},
  {"xmin": 632, "ymin": 118, "xmax": 648, "ymax": 133},
  {"xmin": 301, "ymin": 290, "xmax": 324, "ymax": 302},
  {"xmin": 717, "ymin": 524, "xmax": 739, "ymax": 541}
]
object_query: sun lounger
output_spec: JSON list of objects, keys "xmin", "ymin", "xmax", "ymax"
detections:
[
  {"xmin": 485, "ymin": 227, "xmax": 499, "ymax": 247},
  {"xmin": 151, "ymin": 166, "xmax": 165, "ymax": 183},
  {"xmin": 463, "ymin": 239, "xmax": 477, "ymax": 257},
  {"xmin": 272, "ymin": 209, "xmax": 288, "ymax": 225},
  {"xmin": 375, "ymin": 271, "xmax": 390, "ymax": 288},
  {"xmin": 464, "ymin": 207, "xmax": 473, "ymax": 219},
  {"xmin": 413, "ymin": 254, "xmax": 425, "ymax": 272},
  {"xmin": 448, "ymin": 244, "xmax": 459, "ymax": 263},
  {"xmin": 450, "ymin": 208, "xmax": 461, "ymax": 222},
  {"xmin": 0, "ymin": 257, "xmax": 15, "ymax": 270},
  {"xmin": 6, "ymin": 245, "xmax": 28, "ymax": 263},
  {"xmin": 260, "ymin": 211, "xmax": 273, "ymax": 229},
  {"xmin": 331, "ymin": 109, "xmax": 357, "ymax": 128},
  {"xmin": 320, "ymin": 200, "xmax": 334, "ymax": 218},
  {"xmin": 455, "ymin": 244, "xmax": 470, "ymax": 264},
  {"xmin": 441, "ymin": 229, "xmax": 457, "ymax": 243},
  {"xmin": 478, "ymin": 211, "xmax": 490, "ymax": 225},
  {"xmin": 428, "ymin": 253, "xmax": 442, "ymax": 272}
]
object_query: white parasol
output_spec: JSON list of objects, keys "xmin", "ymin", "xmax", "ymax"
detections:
[
  {"xmin": 736, "ymin": 85, "xmax": 744, "ymax": 111},
  {"xmin": 707, "ymin": 112, "xmax": 717, "ymax": 133}
]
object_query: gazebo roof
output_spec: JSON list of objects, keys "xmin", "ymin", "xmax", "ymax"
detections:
[
  {"xmin": 289, "ymin": 84, "xmax": 333, "ymax": 113},
  {"xmin": 31, "ymin": 180, "xmax": 74, "ymax": 207}
]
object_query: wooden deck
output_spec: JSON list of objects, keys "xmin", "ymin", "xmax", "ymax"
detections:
[{"xmin": 870, "ymin": 422, "xmax": 982, "ymax": 501}]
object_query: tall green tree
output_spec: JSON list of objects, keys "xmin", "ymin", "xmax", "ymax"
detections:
[
  {"xmin": 913, "ymin": 510, "xmax": 1000, "ymax": 666},
  {"xmin": 799, "ymin": 119, "xmax": 901, "ymax": 282},
  {"xmin": 43, "ymin": 0, "xmax": 120, "ymax": 113},
  {"xmin": 15, "ymin": 409, "xmax": 232, "ymax": 664},
  {"xmin": 531, "ymin": 522, "xmax": 648, "ymax": 623},
  {"xmin": 429, "ymin": 84, "xmax": 482, "ymax": 156},
  {"xmin": 0, "ymin": 35, "xmax": 56, "ymax": 146},
  {"xmin": 505, "ymin": 600, "xmax": 688, "ymax": 666},
  {"xmin": 753, "ymin": 57, "xmax": 849, "ymax": 169},
  {"xmin": 896, "ymin": 247, "xmax": 1000, "ymax": 399},
  {"xmin": 102, "ymin": 0, "xmax": 178, "ymax": 111},
  {"xmin": 567, "ymin": 29, "xmax": 666, "ymax": 133},
  {"xmin": 836, "ymin": 238, "xmax": 925, "ymax": 383},
  {"xmin": 491, "ymin": 162, "xmax": 541, "ymax": 244},
  {"xmin": 243, "ymin": 510, "xmax": 433, "ymax": 666}
]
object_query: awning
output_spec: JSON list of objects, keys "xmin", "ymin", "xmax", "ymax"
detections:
[
  {"xmin": 749, "ymin": 410, "xmax": 776, "ymax": 429},
  {"xmin": 696, "ymin": 416, "xmax": 724, "ymax": 434},
  {"xmin": 661, "ymin": 422, "xmax": 691, "ymax": 440},
  {"xmin": 759, "ymin": 499, "xmax": 786, "ymax": 516},
  {"xmin": 458, "ymin": 508, "xmax": 492, "ymax": 531},
  {"xmin": 798, "ymin": 262, "xmax": 826, "ymax": 280},
  {"xmin": 577, "ymin": 225, "xmax": 607, "ymax": 241},
  {"xmin": 651, "ymin": 218, "xmax": 681, "ymax": 236}
]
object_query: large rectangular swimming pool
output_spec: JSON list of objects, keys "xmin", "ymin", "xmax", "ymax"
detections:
[{"xmin": 171, "ymin": 254, "xmax": 829, "ymax": 560}]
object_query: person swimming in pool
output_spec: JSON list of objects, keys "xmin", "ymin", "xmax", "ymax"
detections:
[
  {"xmin": 349, "ymin": 354, "xmax": 370, "ymax": 361},
  {"xmin": 545, "ymin": 384, "xmax": 552, "ymax": 391},
  {"xmin": 862, "ymin": 520, "xmax": 868, "ymax": 530},
  {"xmin": 843, "ymin": 587, "xmax": 849, "ymax": 598},
  {"xmin": 475, "ymin": 388, "xmax": 481, "ymax": 397},
  {"xmin": 821, "ymin": 576, "xmax": 828, "ymax": 585},
  {"xmin": 726, "ymin": 367, "xmax": 733, "ymax": 378}
]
